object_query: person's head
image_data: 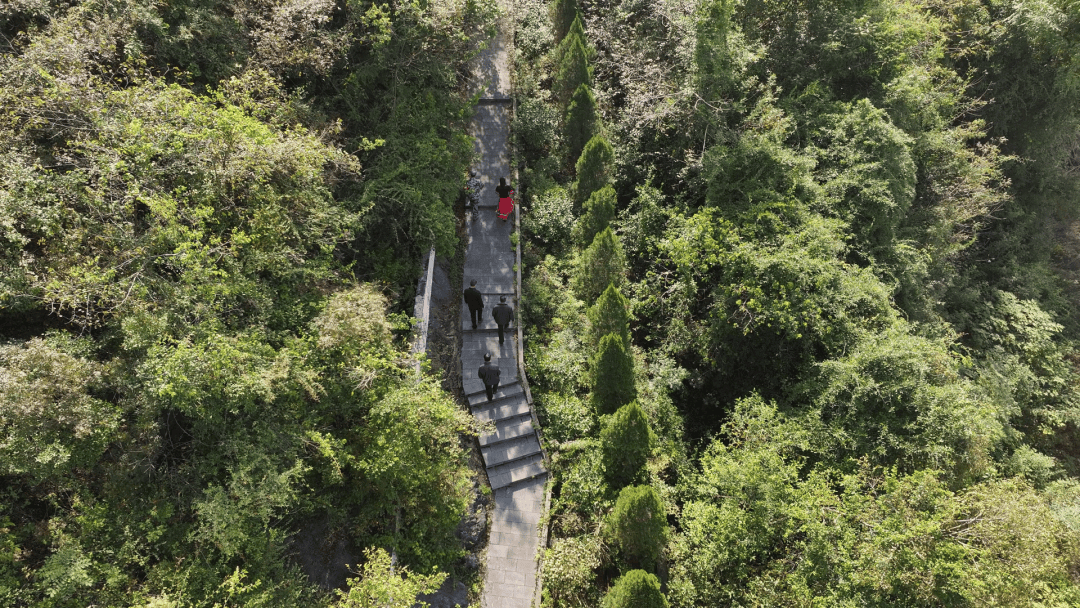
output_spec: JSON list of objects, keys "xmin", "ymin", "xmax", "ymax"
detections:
[
  {"xmin": 499, "ymin": 177, "xmax": 506, "ymax": 186},
  {"xmin": 484, "ymin": 353, "xmax": 491, "ymax": 362},
  {"xmin": 500, "ymin": 295, "xmax": 507, "ymax": 303},
  {"xmin": 469, "ymin": 170, "xmax": 476, "ymax": 178},
  {"xmin": 470, "ymin": 280, "xmax": 477, "ymax": 287}
]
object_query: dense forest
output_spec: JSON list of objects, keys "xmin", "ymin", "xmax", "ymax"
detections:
[
  {"xmin": 514, "ymin": 0, "xmax": 1080, "ymax": 606},
  {"xmin": 0, "ymin": 0, "xmax": 495, "ymax": 605},
  {"xmin": 4, "ymin": 0, "xmax": 1080, "ymax": 606}
]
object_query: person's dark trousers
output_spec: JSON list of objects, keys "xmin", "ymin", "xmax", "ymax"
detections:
[
  {"xmin": 497, "ymin": 323, "xmax": 506, "ymax": 344},
  {"xmin": 485, "ymin": 382, "xmax": 499, "ymax": 401},
  {"xmin": 469, "ymin": 306, "xmax": 482, "ymax": 329}
]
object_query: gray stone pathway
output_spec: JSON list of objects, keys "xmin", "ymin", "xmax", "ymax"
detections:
[{"xmin": 463, "ymin": 6, "xmax": 548, "ymax": 608}]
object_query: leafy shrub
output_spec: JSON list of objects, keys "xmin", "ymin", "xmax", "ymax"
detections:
[
  {"xmin": 523, "ymin": 185, "xmax": 574, "ymax": 253},
  {"xmin": 542, "ymin": 535, "xmax": 602, "ymax": 608}
]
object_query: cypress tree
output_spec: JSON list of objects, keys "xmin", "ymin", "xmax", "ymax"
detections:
[
  {"xmin": 601, "ymin": 401, "xmax": 654, "ymax": 489},
  {"xmin": 601, "ymin": 570, "xmax": 669, "ymax": 608},
  {"xmin": 574, "ymin": 226, "xmax": 626, "ymax": 303},
  {"xmin": 551, "ymin": 0, "xmax": 580, "ymax": 45},
  {"xmin": 608, "ymin": 485, "xmax": 667, "ymax": 570},
  {"xmin": 591, "ymin": 333, "xmax": 636, "ymax": 416},
  {"xmin": 574, "ymin": 134, "xmax": 614, "ymax": 207},
  {"xmin": 575, "ymin": 184, "xmax": 615, "ymax": 249},
  {"xmin": 565, "ymin": 83, "xmax": 599, "ymax": 170},
  {"xmin": 587, "ymin": 281, "xmax": 630, "ymax": 349},
  {"xmin": 553, "ymin": 30, "xmax": 591, "ymax": 106}
]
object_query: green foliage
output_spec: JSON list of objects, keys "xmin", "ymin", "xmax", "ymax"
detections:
[
  {"xmin": 550, "ymin": 0, "xmax": 580, "ymax": 45},
  {"xmin": 601, "ymin": 569, "xmax": 668, "ymax": 608},
  {"xmin": 799, "ymin": 324, "xmax": 1002, "ymax": 479},
  {"xmin": 574, "ymin": 227, "xmax": 627, "ymax": 304},
  {"xmin": 0, "ymin": 335, "xmax": 120, "ymax": 481},
  {"xmin": 601, "ymin": 402, "xmax": 655, "ymax": 489},
  {"xmin": 587, "ymin": 282, "xmax": 630, "ymax": 350},
  {"xmin": 542, "ymin": 535, "xmax": 602, "ymax": 608},
  {"xmin": 335, "ymin": 547, "xmax": 446, "ymax": 608},
  {"xmin": 608, "ymin": 485, "xmax": 666, "ymax": 570},
  {"xmin": 565, "ymin": 83, "xmax": 599, "ymax": 165},
  {"xmin": 575, "ymin": 184, "xmax": 616, "ymax": 249},
  {"xmin": 514, "ymin": 96, "xmax": 564, "ymax": 168},
  {"xmin": 590, "ymin": 333, "xmax": 636, "ymax": 416},
  {"xmin": 574, "ymin": 135, "xmax": 615, "ymax": 207},
  {"xmin": 553, "ymin": 27, "xmax": 592, "ymax": 106},
  {"xmin": 522, "ymin": 185, "xmax": 574, "ymax": 255},
  {"xmin": 813, "ymin": 98, "xmax": 916, "ymax": 254}
]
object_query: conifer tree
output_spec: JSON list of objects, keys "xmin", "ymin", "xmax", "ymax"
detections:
[
  {"xmin": 551, "ymin": 0, "xmax": 580, "ymax": 45},
  {"xmin": 574, "ymin": 226, "xmax": 626, "ymax": 303},
  {"xmin": 601, "ymin": 401, "xmax": 654, "ymax": 489},
  {"xmin": 574, "ymin": 134, "xmax": 614, "ymax": 207},
  {"xmin": 565, "ymin": 83, "xmax": 600, "ymax": 172},
  {"xmin": 609, "ymin": 485, "xmax": 667, "ymax": 570},
  {"xmin": 601, "ymin": 570, "xmax": 669, "ymax": 608},
  {"xmin": 591, "ymin": 333, "xmax": 636, "ymax": 416},
  {"xmin": 553, "ymin": 30, "xmax": 591, "ymax": 106},
  {"xmin": 575, "ymin": 184, "xmax": 615, "ymax": 249},
  {"xmin": 587, "ymin": 281, "xmax": 630, "ymax": 349}
]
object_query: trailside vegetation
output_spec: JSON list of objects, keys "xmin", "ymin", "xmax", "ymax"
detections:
[
  {"xmin": 515, "ymin": 0, "xmax": 1080, "ymax": 605},
  {"xmin": 0, "ymin": 0, "xmax": 497, "ymax": 605}
]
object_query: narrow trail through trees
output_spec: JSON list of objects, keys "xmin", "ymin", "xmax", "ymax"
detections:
[{"xmin": 462, "ymin": 5, "xmax": 549, "ymax": 607}]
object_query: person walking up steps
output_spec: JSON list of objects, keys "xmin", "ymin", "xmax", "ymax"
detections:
[
  {"xmin": 463, "ymin": 279, "xmax": 484, "ymax": 329},
  {"xmin": 478, "ymin": 353, "xmax": 500, "ymax": 401},
  {"xmin": 492, "ymin": 295, "xmax": 514, "ymax": 345},
  {"xmin": 496, "ymin": 177, "xmax": 515, "ymax": 221}
]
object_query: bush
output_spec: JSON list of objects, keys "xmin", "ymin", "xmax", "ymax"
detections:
[
  {"xmin": 587, "ymin": 282, "xmax": 630, "ymax": 349},
  {"xmin": 565, "ymin": 83, "xmax": 599, "ymax": 166},
  {"xmin": 574, "ymin": 135, "xmax": 615, "ymax": 207},
  {"xmin": 575, "ymin": 184, "xmax": 616, "ymax": 249},
  {"xmin": 523, "ymin": 186, "xmax": 574, "ymax": 254},
  {"xmin": 609, "ymin": 485, "xmax": 667, "ymax": 570},
  {"xmin": 601, "ymin": 402, "xmax": 655, "ymax": 489},
  {"xmin": 574, "ymin": 227, "xmax": 627, "ymax": 304},
  {"xmin": 590, "ymin": 333, "xmax": 636, "ymax": 416},
  {"xmin": 600, "ymin": 570, "xmax": 668, "ymax": 608}
]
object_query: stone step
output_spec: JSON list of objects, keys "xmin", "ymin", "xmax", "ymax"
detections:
[
  {"xmin": 481, "ymin": 433, "xmax": 542, "ymax": 468},
  {"xmin": 479, "ymin": 417, "xmax": 535, "ymax": 447},
  {"xmin": 471, "ymin": 399, "xmax": 532, "ymax": 424},
  {"xmin": 487, "ymin": 452, "xmax": 547, "ymax": 490},
  {"xmin": 466, "ymin": 380, "xmax": 523, "ymax": 407}
]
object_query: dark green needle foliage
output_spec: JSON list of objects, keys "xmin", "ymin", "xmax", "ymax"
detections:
[
  {"xmin": 574, "ymin": 134, "xmax": 615, "ymax": 206},
  {"xmin": 565, "ymin": 82, "xmax": 600, "ymax": 165},
  {"xmin": 575, "ymin": 226, "xmax": 627, "ymax": 304},
  {"xmin": 575, "ymin": 183, "xmax": 616, "ymax": 249},
  {"xmin": 609, "ymin": 485, "xmax": 667, "ymax": 571},
  {"xmin": 550, "ymin": 0, "xmax": 580, "ymax": 44},
  {"xmin": 587, "ymin": 281, "xmax": 630, "ymax": 349},
  {"xmin": 601, "ymin": 401, "xmax": 655, "ymax": 489},
  {"xmin": 553, "ymin": 27, "xmax": 592, "ymax": 107},
  {"xmin": 590, "ymin": 333, "xmax": 636, "ymax": 416},
  {"xmin": 601, "ymin": 570, "xmax": 669, "ymax": 608}
]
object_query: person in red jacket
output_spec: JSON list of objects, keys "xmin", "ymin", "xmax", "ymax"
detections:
[{"xmin": 496, "ymin": 177, "xmax": 515, "ymax": 221}]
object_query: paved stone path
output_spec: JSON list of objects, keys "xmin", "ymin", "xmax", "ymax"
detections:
[{"xmin": 463, "ymin": 6, "xmax": 548, "ymax": 608}]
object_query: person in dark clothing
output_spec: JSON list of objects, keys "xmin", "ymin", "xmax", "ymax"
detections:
[
  {"xmin": 464, "ymin": 171, "xmax": 483, "ymax": 208},
  {"xmin": 478, "ymin": 353, "xmax": 500, "ymax": 401},
  {"xmin": 491, "ymin": 295, "xmax": 514, "ymax": 344},
  {"xmin": 496, "ymin": 177, "xmax": 515, "ymax": 221},
  {"xmin": 463, "ymin": 280, "xmax": 484, "ymax": 329}
]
